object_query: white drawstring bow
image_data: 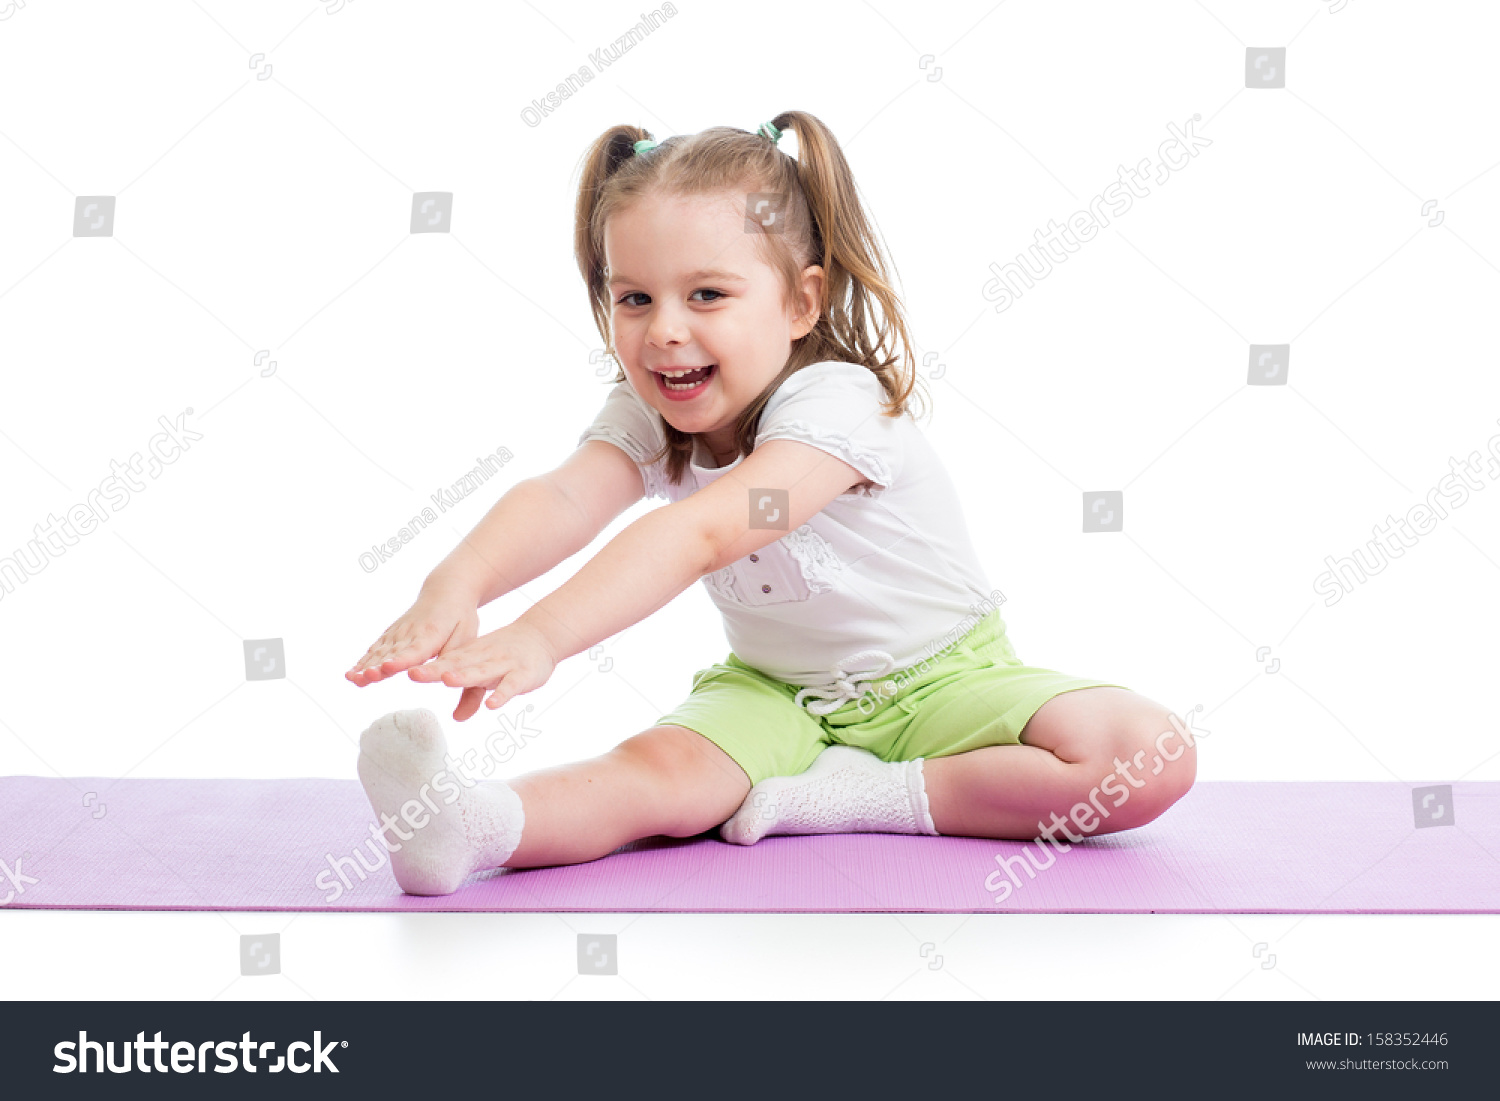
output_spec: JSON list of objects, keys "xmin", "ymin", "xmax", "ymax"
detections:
[{"xmin": 792, "ymin": 649, "xmax": 898, "ymax": 716}]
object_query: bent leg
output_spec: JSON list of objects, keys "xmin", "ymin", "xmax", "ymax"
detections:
[
  {"xmin": 504, "ymin": 723, "xmax": 751, "ymax": 868},
  {"xmin": 920, "ymin": 687, "xmax": 1197, "ymax": 841}
]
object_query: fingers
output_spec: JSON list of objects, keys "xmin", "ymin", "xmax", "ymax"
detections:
[
  {"xmin": 452, "ymin": 685, "xmax": 486, "ymax": 723},
  {"xmin": 346, "ymin": 657, "xmax": 396, "ymax": 686},
  {"xmin": 381, "ymin": 627, "xmax": 547, "ymax": 718},
  {"xmin": 485, "ymin": 667, "xmax": 539, "ymax": 711},
  {"xmin": 347, "ymin": 661, "xmax": 393, "ymax": 687},
  {"xmin": 345, "ymin": 639, "xmax": 392, "ymax": 684},
  {"xmin": 347, "ymin": 636, "xmax": 398, "ymax": 684},
  {"xmin": 348, "ymin": 631, "xmax": 440, "ymax": 685},
  {"xmin": 407, "ymin": 650, "xmax": 509, "ymax": 688},
  {"xmin": 366, "ymin": 643, "xmax": 429, "ymax": 679}
]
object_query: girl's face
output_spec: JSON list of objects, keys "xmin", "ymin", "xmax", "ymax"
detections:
[{"xmin": 604, "ymin": 189, "xmax": 823, "ymax": 460}]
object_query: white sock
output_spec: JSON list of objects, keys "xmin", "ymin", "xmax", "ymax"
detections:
[
  {"xmin": 356, "ymin": 708, "xmax": 525, "ymax": 895},
  {"xmin": 719, "ymin": 744, "xmax": 940, "ymax": 845}
]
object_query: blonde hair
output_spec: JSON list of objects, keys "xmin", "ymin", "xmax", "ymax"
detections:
[{"xmin": 574, "ymin": 110, "xmax": 926, "ymax": 487}]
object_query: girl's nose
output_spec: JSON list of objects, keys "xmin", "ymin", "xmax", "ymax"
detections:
[{"xmin": 646, "ymin": 305, "xmax": 689, "ymax": 347}]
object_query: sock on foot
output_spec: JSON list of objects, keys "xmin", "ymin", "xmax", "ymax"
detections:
[
  {"xmin": 357, "ymin": 708, "xmax": 525, "ymax": 895},
  {"xmin": 719, "ymin": 744, "xmax": 940, "ymax": 846}
]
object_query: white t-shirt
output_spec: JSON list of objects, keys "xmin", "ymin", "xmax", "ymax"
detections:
[{"xmin": 577, "ymin": 361, "xmax": 1001, "ymax": 713}]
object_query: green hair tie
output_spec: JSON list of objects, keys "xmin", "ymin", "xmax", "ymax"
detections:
[
  {"xmin": 632, "ymin": 138, "xmax": 657, "ymax": 154},
  {"xmin": 756, "ymin": 121, "xmax": 781, "ymax": 143}
]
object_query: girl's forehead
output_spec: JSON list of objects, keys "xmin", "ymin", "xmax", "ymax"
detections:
[{"xmin": 605, "ymin": 198, "xmax": 770, "ymax": 281}]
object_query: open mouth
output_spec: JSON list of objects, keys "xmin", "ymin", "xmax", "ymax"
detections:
[{"xmin": 652, "ymin": 364, "xmax": 716, "ymax": 397}]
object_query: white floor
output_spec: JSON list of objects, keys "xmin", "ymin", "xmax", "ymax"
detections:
[{"xmin": 5, "ymin": 909, "xmax": 1497, "ymax": 1001}]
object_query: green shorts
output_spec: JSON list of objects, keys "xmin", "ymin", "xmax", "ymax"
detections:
[{"xmin": 654, "ymin": 609, "xmax": 1132, "ymax": 787}]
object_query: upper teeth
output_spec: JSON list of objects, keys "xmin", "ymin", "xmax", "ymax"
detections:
[{"xmin": 659, "ymin": 368, "xmax": 702, "ymax": 378}]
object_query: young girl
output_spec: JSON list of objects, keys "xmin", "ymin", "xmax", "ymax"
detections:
[{"xmin": 345, "ymin": 111, "xmax": 1196, "ymax": 896}]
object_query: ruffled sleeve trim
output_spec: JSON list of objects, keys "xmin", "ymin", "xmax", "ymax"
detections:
[
  {"xmin": 576, "ymin": 380, "xmax": 670, "ymax": 501},
  {"xmin": 578, "ymin": 426, "xmax": 669, "ymax": 501},
  {"xmin": 755, "ymin": 419, "xmax": 893, "ymax": 500}
]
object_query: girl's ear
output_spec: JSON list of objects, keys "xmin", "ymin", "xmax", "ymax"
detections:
[{"xmin": 790, "ymin": 264, "xmax": 825, "ymax": 339}]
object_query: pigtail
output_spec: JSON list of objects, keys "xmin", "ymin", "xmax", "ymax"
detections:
[
  {"xmin": 574, "ymin": 124, "xmax": 654, "ymax": 353},
  {"xmin": 767, "ymin": 111, "xmax": 925, "ymax": 422},
  {"xmin": 719, "ymin": 112, "xmax": 927, "ymax": 464}
]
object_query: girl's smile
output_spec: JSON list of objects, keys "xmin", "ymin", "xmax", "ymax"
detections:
[{"xmin": 650, "ymin": 362, "xmax": 717, "ymax": 400}]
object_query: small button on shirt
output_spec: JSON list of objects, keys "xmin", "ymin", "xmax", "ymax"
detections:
[{"xmin": 577, "ymin": 360, "xmax": 998, "ymax": 694}]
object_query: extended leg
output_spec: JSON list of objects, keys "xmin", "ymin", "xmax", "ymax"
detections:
[
  {"xmin": 920, "ymin": 687, "xmax": 1197, "ymax": 841},
  {"xmin": 505, "ymin": 722, "xmax": 751, "ymax": 866},
  {"xmin": 357, "ymin": 711, "xmax": 750, "ymax": 893}
]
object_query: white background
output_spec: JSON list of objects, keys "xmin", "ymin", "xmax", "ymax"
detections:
[{"xmin": 2, "ymin": 0, "xmax": 1497, "ymax": 1000}]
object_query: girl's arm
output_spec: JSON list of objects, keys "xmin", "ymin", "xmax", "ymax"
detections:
[
  {"xmin": 512, "ymin": 438, "xmax": 867, "ymax": 665},
  {"xmin": 425, "ymin": 440, "xmax": 647, "ymax": 606},
  {"xmin": 348, "ymin": 441, "xmax": 644, "ymax": 693}
]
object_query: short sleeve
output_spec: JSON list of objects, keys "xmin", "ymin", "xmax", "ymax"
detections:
[
  {"xmin": 754, "ymin": 362, "xmax": 903, "ymax": 495},
  {"xmin": 577, "ymin": 380, "xmax": 670, "ymax": 501}
]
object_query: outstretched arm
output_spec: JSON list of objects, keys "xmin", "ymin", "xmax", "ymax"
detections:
[
  {"xmin": 430, "ymin": 439, "xmax": 648, "ymax": 609},
  {"xmin": 348, "ymin": 440, "xmax": 645, "ymax": 721},
  {"xmin": 408, "ymin": 438, "xmax": 870, "ymax": 713}
]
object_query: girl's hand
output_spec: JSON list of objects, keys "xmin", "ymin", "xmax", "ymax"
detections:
[
  {"xmin": 346, "ymin": 591, "xmax": 480, "ymax": 705},
  {"xmin": 405, "ymin": 621, "xmax": 558, "ymax": 720}
]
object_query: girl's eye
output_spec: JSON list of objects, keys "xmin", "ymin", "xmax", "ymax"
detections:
[{"xmin": 615, "ymin": 289, "xmax": 725, "ymax": 308}]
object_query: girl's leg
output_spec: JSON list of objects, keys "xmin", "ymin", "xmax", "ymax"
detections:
[
  {"xmin": 358, "ymin": 711, "xmax": 750, "ymax": 894},
  {"xmin": 920, "ymin": 687, "xmax": 1197, "ymax": 840},
  {"xmin": 504, "ymin": 723, "xmax": 752, "ymax": 867}
]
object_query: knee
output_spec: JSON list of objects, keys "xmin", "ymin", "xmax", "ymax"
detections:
[
  {"xmin": 1089, "ymin": 712, "xmax": 1197, "ymax": 832},
  {"xmin": 612, "ymin": 725, "xmax": 750, "ymax": 836}
]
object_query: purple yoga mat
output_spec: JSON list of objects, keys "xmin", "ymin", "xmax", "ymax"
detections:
[{"xmin": 2, "ymin": 777, "xmax": 1496, "ymax": 912}]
